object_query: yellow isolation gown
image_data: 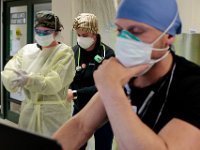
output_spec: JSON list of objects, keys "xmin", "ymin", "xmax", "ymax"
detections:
[{"xmin": 1, "ymin": 43, "xmax": 75, "ymax": 137}]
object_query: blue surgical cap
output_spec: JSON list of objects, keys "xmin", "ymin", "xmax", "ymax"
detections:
[{"xmin": 116, "ymin": 0, "xmax": 182, "ymax": 36}]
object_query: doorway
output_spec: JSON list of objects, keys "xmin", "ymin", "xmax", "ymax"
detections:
[{"xmin": 2, "ymin": 0, "xmax": 51, "ymax": 123}]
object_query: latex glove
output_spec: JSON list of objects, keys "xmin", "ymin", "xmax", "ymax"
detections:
[
  {"xmin": 6, "ymin": 68, "xmax": 29, "ymax": 88},
  {"xmin": 12, "ymin": 75, "xmax": 28, "ymax": 88}
]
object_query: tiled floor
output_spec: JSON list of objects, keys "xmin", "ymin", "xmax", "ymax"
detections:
[{"xmin": 0, "ymin": 118, "xmax": 17, "ymax": 127}]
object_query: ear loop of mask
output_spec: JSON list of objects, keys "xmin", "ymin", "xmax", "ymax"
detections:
[
  {"xmin": 151, "ymin": 12, "xmax": 178, "ymax": 51},
  {"xmin": 54, "ymin": 15, "xmax": 57, "ymax": 31},
  {"xmin": 136, "ymin": 13, "xmax": 178, "ymax": 76}
]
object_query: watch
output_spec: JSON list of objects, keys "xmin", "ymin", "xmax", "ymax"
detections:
[{"xmin": 72, "ymin": 90, "xmax": 78, "ymax": 100}]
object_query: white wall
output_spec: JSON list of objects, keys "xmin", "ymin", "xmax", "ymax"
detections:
[
  {"xmin": 52, "ymin": 0, "xmax": 116, "ymax": 48},
  {"xmin": 52, "ymin": 0, "xmax": 72, "ymax": 45},
  {"xmin": 52, "ymin": 0, "xmax": 200, "ymax": 44},
  {"xmin": 177, "ymin": 0, "xmax": 200, "ymax": 33}
]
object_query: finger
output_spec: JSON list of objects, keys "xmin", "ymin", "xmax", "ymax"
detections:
[
  {"xmin": 7, "ymin": 68, "xmax": 27, "ymax": 76},
  {"xmin": 6, "ymin": 68, "xmax": 21, "ymax": 76},
  {"xmin": 12, "ymin": 79, "xmax": 20, "ymax": 83},
  {"xmin": 12, "ymin": 81, "xmax": 20, "ymax": 88},
  {"xmin": 101, "ymin": 57, "xmax": 117, "ymax": 65}
]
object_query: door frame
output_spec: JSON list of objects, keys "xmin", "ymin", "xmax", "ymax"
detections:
[
  {"xmin": 0, "ymin": 0, "xmax": 3, "ymax": 118},
  {"xmin": 2, "ymin": 0, "xmax": 51, "ymax": 123}
]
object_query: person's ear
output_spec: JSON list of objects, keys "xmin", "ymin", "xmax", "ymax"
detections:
[
  {"xmin": 92, "ymin": 33, "xmax": 97, "ymax": 40},
  {"xmin": 167, "ymin": 35, "xmax": 175, "ymax": 45}
]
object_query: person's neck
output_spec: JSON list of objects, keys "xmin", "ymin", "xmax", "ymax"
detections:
[
  {"xmin": 42, "ymin": 41, "xmax": 59, "ymax": 49},
  {"xmin": 133, "ymin": 53, "xmax": 173, "ymax": 88}
]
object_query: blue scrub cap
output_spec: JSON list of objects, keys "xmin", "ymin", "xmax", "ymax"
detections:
[{"xmin": 116, "ymin": 0, "xmax": 182, "ymax": 36}]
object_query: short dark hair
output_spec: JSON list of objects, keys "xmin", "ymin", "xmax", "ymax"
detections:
[{"xmin": 35, "ymin": 10, "xmax": 64, "ymax": 31}]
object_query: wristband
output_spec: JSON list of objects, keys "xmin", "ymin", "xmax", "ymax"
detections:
[{"xmin": 72, "ymin": 90, "xmax": 78, "ymax": 100}]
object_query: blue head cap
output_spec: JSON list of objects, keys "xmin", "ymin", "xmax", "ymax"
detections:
[{"xmin": 116, "ymin": 0, "xmax": 182, "ymax": 36}]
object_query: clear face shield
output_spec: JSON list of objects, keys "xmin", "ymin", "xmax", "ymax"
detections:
[{"xmin": 34, "ymin": 11, "xmax": 60, "ymax": 47}]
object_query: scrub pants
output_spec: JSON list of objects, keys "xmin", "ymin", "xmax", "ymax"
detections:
[{"xmin": 73, "ymin": 107, "xmax": 114, "ymax": 150}]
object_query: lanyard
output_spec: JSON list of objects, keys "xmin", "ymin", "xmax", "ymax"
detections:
[
  {"xmin": 127, "ymin": 63, "xmax": 176, "ymax": 128},
  {"xmin": 153, "ymin": 63, "xmax": 176, "ymax": 128},
  {"xmin": 76, "ymin": 44, "xmax": 106, "ymax": 71}
]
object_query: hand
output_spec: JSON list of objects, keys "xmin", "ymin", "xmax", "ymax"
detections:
[
  {"xmin": 94, "ymin": 57, "xmax": 148, "ymax": 91},
  {"xmin": 6, "ymin": 68, "xmax": 28, "ymax": 78},
  {"xmin": 67, "ymin": 89, "xmax": 74, "ymax": 102},
  {"xmin": 13, "ymin": 69, "xmax": 28, "ymax": 77},
  {"xmin": 12, "ymin": 76, "xmax": 28, "ymax": 88},
  {"xmin": 10, "ymin": 69, "xmax": 29, "ymax": 88}
]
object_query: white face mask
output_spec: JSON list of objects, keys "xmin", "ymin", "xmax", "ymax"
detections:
[
  {"xmin": 115, "ymin": 30, "xmax": 169, "ymax": 68},
  {"xmin": 77, "ymin": 36, "xmax": 95, "ymax": 49},
  {"xmin": 115, "ymin": 13, "xmax": 178, "ymax": 76},
  {"xmin": 115, "ymin": 32, "xmax": 170, "ymax": 76},
  {"xmin": 35, "ymin": 33, "xmax": 54, "ymax": 47}
]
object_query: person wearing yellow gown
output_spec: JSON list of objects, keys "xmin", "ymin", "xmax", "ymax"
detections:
[{"xmin": 1, "ymin": 11, "xmax": 75, "ymax": 137}]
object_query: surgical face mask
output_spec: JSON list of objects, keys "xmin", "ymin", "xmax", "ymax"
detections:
[
  {"xmin": 35, "ymin": 33, "xmax": 54, "ymax": 47},
  {"xmin": 115, "ymin": 30, "xmax": 169, "ymax": 69},
  {"xmin": 115, "ymin": 12, "xmax": 178, "ymax": 76},
  {"xmin": 77, "ymin": 36, "xmax": 95, "ymax": 49}
]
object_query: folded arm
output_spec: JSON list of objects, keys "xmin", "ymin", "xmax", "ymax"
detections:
[
  {"xmin": 1, "ymin": 49, "xmax": 23, "ymax": 92},
  {"xmin": 24, "ymin": 51, "xmax": 75, "ymax": 95},
  {"xmin": 94, "ymin": 58, "xmax": 200, "ymax": 150},
  {"xmin": 53, "ymin": 93, "xmax": 107, "ymax": 150}
]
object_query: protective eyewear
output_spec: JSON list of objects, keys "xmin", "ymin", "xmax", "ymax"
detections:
[{"xmin": 35, "ymin": 29, "xmax": 55, "ymax": 36}]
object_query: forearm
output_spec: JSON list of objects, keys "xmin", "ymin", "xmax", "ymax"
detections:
[
  {"xmin": 24, "ymin": 72, "xmax": 62, "ymax": 94},
  {"xmin": 25, "ymin": 52, "xmax": 75, "ymax": 95},
  {"xmin": 53, "ymin": 93, "xmax": 107, "ymax": 150},
  {"xmin": 53, "ymin": 116, "xmax": 92, "ymax": 150},
  {"xmin": 99, "ymin": 85, "xmax": 168, "ymax": 150},
  {"xmin": 77, "ymin": 86, "xmax": 97, "ymax": 96},
  {"xmin": 1, "ymin": 51, "xmax": 23, "ymax": 92},
  {"xmin": 1, "ymin": 70, "xmax": 19, "ymax": 92},
  {"xmin": 76, "ymin": 86, "xmax": 97, "ymax": 107}
]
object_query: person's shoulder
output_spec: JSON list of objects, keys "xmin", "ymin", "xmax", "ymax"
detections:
[
  {"xmin": 101, "ymin": 42, "xmax": 115, "ymax": 57},
  {"xmin": 58, "ymin": 42, "xmax": 71, "ymax": 50},
  {"xmin": 174, "ymin": 54, "xmax": 200, "ymax": 88},
  {"xmin": 101, "ymin": 42, "xmax": 113, "ymax": 51},
  {"xmin": 57, "ymin": 43, "xmax": 73, "ymax": 53},
  {"xmin": 71, "ymin": 45, "xmax": 79, "ymax": 54},
  {"xmin": 175, "ymin": 54, "xmax": 200, "ymax": 74},
  {"xmin": 72, "ymin": 44, "xmax": 79, "ymax": 51},
  {"xmin": 19, "ymin": 43, "xmax": 39, "ymax": 53},
  {"xmin": 23, "ymin": 43, "xmax": 38, "ymax": 49}
]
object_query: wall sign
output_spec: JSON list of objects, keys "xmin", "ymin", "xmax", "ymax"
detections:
[{"xmin": 10, "ymin": 12, "xmax": 26, "ymax": 24}]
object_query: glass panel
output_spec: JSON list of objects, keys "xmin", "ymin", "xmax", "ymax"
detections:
[
  {"xmin": 10, "ymin": 6, "xmax": 27, "ymax": 56},
  {"xmin": 9, "ymin": 5, "xmax": 27, "ymax": 113},
  {"xmin": 34, "ymin": 3, "xmax": 51, "ymax": 13}
]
